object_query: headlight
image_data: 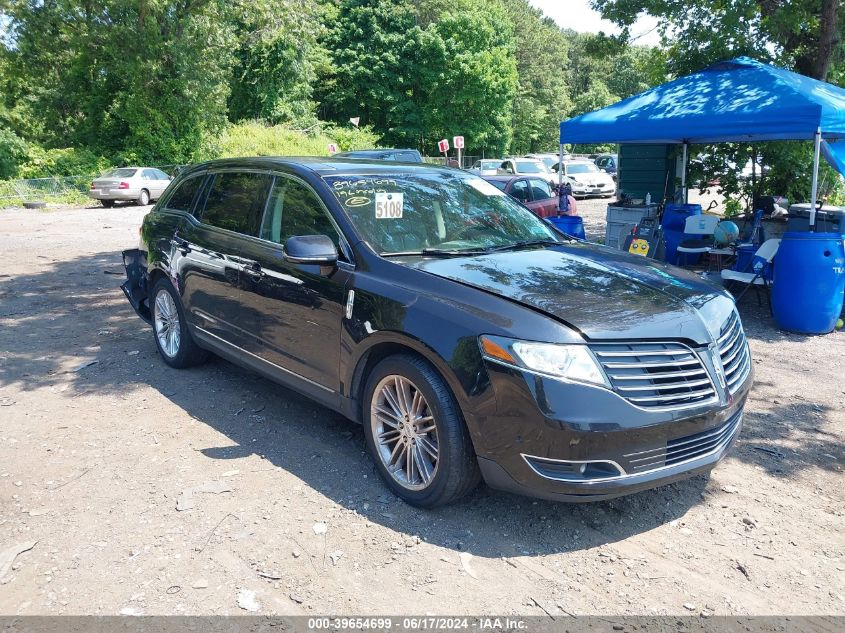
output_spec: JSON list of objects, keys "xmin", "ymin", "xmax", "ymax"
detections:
[{"xmin": 479, "ymin": 335, "xmax": 609, "ymax": 388}]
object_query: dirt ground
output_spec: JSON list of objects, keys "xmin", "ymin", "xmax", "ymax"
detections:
[{"xmin": 0, "ymin": 201, "xmax": 843, "ymax": 617}]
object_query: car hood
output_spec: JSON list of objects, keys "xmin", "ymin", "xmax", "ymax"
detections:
[{"xmin": 400, "ymin": 243, "xmax": 735, "ymax": 345}]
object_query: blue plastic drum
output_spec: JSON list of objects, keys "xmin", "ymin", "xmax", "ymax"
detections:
[
  {"xmin": 772, "ymin": 232, "xmax": 845, "ymax": 334},
  {"xmin": 547, "ymin": 215, "xmax": 586, "ymax": 240},
  {"xmin": 662, "ymin": 203, "xmax": 702, "ymax": 232}
]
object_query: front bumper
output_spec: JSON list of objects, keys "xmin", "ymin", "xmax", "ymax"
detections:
[
  {"xmin": 469, "ymin": 359, "xmax": 751, "ymax": 502},
  {"xmin": 570, "ymin": 182, "xmax": 615, "ymax": 196}
]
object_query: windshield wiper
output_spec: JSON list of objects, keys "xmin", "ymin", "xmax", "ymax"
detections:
[
  {"xmin": 483, "ymin": 238, "xmax": 564, "ymax": 253},
  {"xmin": 381, "ymin": 247, "xmax": 489, "ymax": 258}
]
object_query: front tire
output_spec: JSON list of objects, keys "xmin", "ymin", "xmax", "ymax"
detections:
[
  {"xmin": 151, "ymin": 278, "xmax": 208, "ymax": 369},
  {"xmin": 362, "ymin": 355, "xmax": 480, "ymax": 508},
  {"xmin": 137, "ymin": 189, "xmax": 150, "ymax": 206}
]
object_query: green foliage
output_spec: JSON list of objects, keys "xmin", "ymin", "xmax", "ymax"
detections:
[
  {"xmin": 209, "ymin": 121, "xmax": 338, "ymax": 158},
  {"xmin": 0, "ymin": 0, "xmax": 668, "ymax": 171},
  {"xmin": 504, "ymin": 0, "xmax": 571, "ymax": 153},
  {"xmin": 0, "ymin": 129, "xmax": 28, "ymax": 179},
  {"xmin": 318, "ymin": 0, "xmax": 428, "ymax": 148},
  {"xmin": 17, "ymin": 147, "xmax": 112, "ymax": 179},
  {"xmin": 203, "ymin": 120, "xmax": 380, "ymax": 159},
  {"xmin": 228, "ymin": 0, "xmax": 325, "ymax": 127},
  {"xmin": 416, "ymin": 2, "xmax": 518, "ymax": 153},
  {"xmin": 325, "ymin": 125, "xmax": 381, "ymax": 152}
]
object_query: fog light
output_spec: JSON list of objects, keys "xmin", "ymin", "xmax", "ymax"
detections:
[{"xmin": 522, "ymin": 455, "xmax": 626, "ymax": 482}]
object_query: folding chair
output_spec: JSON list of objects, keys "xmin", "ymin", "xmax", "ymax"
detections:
[
  {"xmin": 720, "ymin": 238, "xmax": 780, "ymax": 306},
  {"xmin": 676, "ymin": 214, "xmax": 720, "ymax": 267}
]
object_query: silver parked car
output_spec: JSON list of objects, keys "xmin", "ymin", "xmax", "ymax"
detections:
[
  {"xmin": 467, "ymin": 159, "xmax": 502, "ymax": 176},
  {"xmin": 90, "ymin": 167, "xmax": 172, "ymax": 207}
]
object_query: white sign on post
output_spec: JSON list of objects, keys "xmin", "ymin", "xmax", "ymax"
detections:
[
  {"xmin": 438, "ymin": 139, "xmax": 450, "ymax": 154},
  {"xmin": 453, "ymin": 136, "xmax": 464, "ymax": 149}
]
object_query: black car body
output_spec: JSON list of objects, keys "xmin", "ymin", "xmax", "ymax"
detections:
[{"xmin": 121, "ymin": 157, "xmax": 752, "ymax": 507}]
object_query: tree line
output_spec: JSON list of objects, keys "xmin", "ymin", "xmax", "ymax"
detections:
[
  {"xmin": 0, "ymin": 0, "xmax": 662, "ymax": 178},
  {"xmin": 1, "ymin": 0, "xmax": 843, "ymax": 207}
]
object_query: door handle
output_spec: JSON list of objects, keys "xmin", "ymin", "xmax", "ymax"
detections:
[{"xmin": 170, "ymin": 237, "xmax": 190, "ymax": 255}]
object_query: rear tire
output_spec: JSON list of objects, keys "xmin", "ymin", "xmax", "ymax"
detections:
[
  {"xmin": 362, "ymin": 354, "xmax": 480, "ymax": 508},
  {"xmin": 101, "ymin": 200, "xmax": 115, "ymax": 208},
  {"xmin": 137, "ymin": 189, "xmax": 150, "ymax": 206},
  {"xmin": 150, "ymin": 277, "xmax": 208, "ymax": 369}
]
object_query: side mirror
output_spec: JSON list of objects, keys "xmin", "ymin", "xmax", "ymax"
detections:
[{"xmin": 284, "ymin": 235, "xmax": 338, "ymax": 266}]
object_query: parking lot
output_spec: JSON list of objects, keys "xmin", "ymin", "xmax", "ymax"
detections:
[{"xmin": 0, "ymin": 202, "xmax": 843, "ymax": 616}]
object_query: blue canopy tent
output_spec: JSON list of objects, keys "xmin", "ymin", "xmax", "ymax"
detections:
[{"xmin": 558, "ymin": 57, "xmax": 845, "ymax": 228}]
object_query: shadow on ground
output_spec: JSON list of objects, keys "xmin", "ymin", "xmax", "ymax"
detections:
[{"xmin": 1, "ymin": 250, "xmax": 839, "ymax": 558}]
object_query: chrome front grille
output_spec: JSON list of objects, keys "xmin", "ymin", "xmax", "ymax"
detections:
[
  {"xmin": 623, "ymin": 410, "xmax": 742, "ymax": 473},
  {"xmin": 592, "ymin": 342, "xmax": 717, "ymax": 409},
  {"xmin": 718, "ymin": 312, "xmax": 751, "ymax": 393}
]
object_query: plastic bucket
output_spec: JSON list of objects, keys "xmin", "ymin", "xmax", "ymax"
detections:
[
  {"xmin": 772, "ymin": 232, "xmax": 845, "ymax": 334},
  {"xmin": 733, "ymin": 244, "xmax": 756, "ymax": 273},
  {"xmin": 547, "ymin": 215, "xmax": 586, "ymax": 240}
]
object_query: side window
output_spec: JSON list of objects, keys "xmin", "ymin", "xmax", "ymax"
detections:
[
  {"xmin": 164, "ymin": 176, "xmax": 203, "ymax": 212},
  {"xmin": 510, "ymin": 179, "xmax": 530, "ymax": 202},
  {"xmin": 200, "ymin": 172, "xmax": 271, "ymax": 236},
  {"xmin": 529, "ymin": 179, "xmax": 552, "ymax": 200},
  {"xmin": 260, "ymin": 178, "xmax": 341, "ymax": 248},
  {"xmin": 141, "ymin": 169, "xmax": 154, "ymax": 179},
  {"xmin": 153, "ymin": 169, "xmax": 170, "ymax": 180}
]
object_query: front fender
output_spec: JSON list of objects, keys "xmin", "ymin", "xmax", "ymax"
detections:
[{"xmin": 340, "ymin": 280, "xmax": 499, "ymax": 450}]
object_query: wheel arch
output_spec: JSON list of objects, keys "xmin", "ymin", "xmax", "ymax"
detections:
[{"xmin": 347, "ymin": 334, "xmax": 467, "ymax": 427}]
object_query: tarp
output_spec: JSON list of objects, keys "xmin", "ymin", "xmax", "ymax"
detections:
[
  {"xmin": 821, "ymin": 139, "xmax": 845, "ymax": 176},
  {"xmin": 561, "ymin": 57, "xmax": 845, "ymax": 145}
]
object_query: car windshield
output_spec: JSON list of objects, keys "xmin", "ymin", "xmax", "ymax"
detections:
[
  {"xmin": 479, "ymin": 160, "xmax": 499, "ymax": 169},
  {"xmin": 566, "ymin": 163, "xmax": 600, "ymax": 174},
  {"xmin": 537, "ymin": 157, "xmax": 557, "ymax": 169},
  {"xmin": 105, "ymin": 168, "xmax": 137, "ymax": 178},
  {"xmin": 324, "ymin": 172, "xmax": 560, "ymax": 255},
  {"xmin": 514, "ymin": 161, "xmax": 547, "ymax": 174}
]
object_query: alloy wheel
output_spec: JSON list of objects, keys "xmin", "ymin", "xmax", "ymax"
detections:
[
  {"xmin": 153, "ymin": 289, "xmax": 181, "ymax": 358},
  {"xmin": 370, "ymin": 375, "xmax": 439, "ymax": 491}
]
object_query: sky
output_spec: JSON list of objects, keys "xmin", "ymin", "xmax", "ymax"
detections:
[{"xmin": 529, "ymin": 0, "xmax": 661, "ymax": 47}]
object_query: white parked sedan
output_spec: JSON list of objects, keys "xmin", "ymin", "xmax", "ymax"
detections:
[
  {"xmin": 552, "ymin": 159, "xmax": 616, "ymax": 198},
  {"xmin": 497, "ymin": 158, "xmax": 557, "ymax": 188},
  {"xmin": 90, "ymin": 167, "xmax": 172, "ymax": 207}
]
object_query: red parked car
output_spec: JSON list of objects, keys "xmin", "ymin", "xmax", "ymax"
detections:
[{"xmin": 482, "ymin": 175, "xmax": 559, "ymax": 217}]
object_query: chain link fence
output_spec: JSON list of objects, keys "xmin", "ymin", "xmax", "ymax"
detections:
[{"xmin": 0, "ymin": 165, "xmax": 185, "ymax": 205}]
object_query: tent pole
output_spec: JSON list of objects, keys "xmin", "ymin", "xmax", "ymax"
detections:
[
  {"xmin": 810, "ymin": 128, "xmax": 821, "ymax": 231},
  {"xmin": 559, "ymin": 142, "xmax": 564, "ymax": 202},
  {"xmin": 682, "ymin": 142, "xmax": 688, "ymax": 204}
]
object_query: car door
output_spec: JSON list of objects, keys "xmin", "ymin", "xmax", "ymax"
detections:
[
  {"xmin": 235, "ymin": 174, "xmax": 352, "ymax": 392},
  {"xmin": 141, "ymin": 169, "xmax": 161, "ymax": 199},
  {"xmin": 176, "ymin": 171, "xmax": 272, "ymax": 350},
  {"xmin": 528, "ymin": 178, "xmax": 558, "ymax": 217},
  {"xmin": 151, "ymin": 169, "xmax": 171, "ymax": 198},
  {"xmin": 508, "ymin": 178, "xmax": 533, "ymax": 208}
]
